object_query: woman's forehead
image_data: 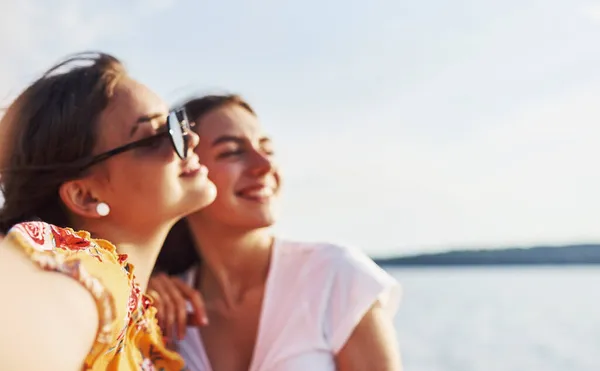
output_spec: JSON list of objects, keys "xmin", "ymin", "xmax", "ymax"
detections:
[
  {"xmin": 197, "ymin": 105, "xmax": 264, "ymax": 139},
  {"xmin": 99, "ymin": 79, "xmax": 167, "ymax": 139},
  {"xmin": 105, "ymin": 79, "xmax": 167, "ymax": 131}
]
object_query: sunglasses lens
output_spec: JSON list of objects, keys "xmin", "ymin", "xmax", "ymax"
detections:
[{"xmin": 168, "ymin": 111, "xmax": 186, "ymax": 159}]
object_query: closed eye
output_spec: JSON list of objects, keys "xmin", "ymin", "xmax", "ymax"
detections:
[
  {"xmin": 134, "ymin": 128, "xmax": 170, "ymax": 151},
  {"xmin": 218, "ymin": 149, "xmax": 244, "ymax": 158}
]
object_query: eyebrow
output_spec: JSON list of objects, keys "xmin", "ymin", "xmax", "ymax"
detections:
[
  {"xmin": 211, "ymin": 135, "xmax": 271, "ymax": 147},
  {"xmin": 129, "ymin": 113, "xmax": 165, "ymax": 137}
]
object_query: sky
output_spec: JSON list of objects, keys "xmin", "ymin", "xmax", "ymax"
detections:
[{"xmin": 1, "ymin": 0, "xmax": 600, "ymax": 257}]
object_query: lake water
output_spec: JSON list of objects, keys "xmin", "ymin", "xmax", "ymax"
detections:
[{"xmin": 387, "ymin": 266, "xmax": 600, "ymax": 371}]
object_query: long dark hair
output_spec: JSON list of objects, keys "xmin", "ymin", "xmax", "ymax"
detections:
[
  {"xmin": 0, "ymin": 52, "xmax": 125, "ymax": 233},
  {"xmin": 154, "ymin": 94, "xmax": 256, "ymax": 275}
]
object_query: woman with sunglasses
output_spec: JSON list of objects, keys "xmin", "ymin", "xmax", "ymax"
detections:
[
  {"xmin": 149, "ymin": 94, "xmax": 402, "ymax": 371},
  {"xmin": 0, "ymin": 52, "xmax": 216, "ymax": 370}
]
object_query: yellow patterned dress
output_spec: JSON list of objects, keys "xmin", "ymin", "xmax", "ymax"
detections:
[{"xmin": 5, "ymin": 221, "xmax": 187, "ymax": 371}]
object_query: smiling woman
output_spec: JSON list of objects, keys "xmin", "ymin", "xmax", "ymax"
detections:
[
  {"xmin": 0, "ymin": 52, "xmax": 216, "ymax": 370},
  {"xmin": 150, "ymin": 94, "xmax": 402, "ymax": 371}
]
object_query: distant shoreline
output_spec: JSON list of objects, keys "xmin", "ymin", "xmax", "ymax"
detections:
[{"xmin": 372, "ymin": 244, "xmax": 600, "ymax": 266}]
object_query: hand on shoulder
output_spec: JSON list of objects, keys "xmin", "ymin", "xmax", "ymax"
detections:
[
  {"xmin": 0, "ymin": 237, "xmax": 98, "ymax": 370},
  {"xmin": 148, "ymin": 271, "xmax": 208, "ymax": 342}
]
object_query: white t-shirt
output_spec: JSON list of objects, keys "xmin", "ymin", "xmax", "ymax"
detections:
[{"xmin": 175, "ymin": 239, "xmax": 401, "ymax": 371}]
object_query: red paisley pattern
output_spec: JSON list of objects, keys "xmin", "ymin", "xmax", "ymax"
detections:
[
  {"xmin": 6, "ymin": 221, "xmax": 187, "ymax": 371},
  {"xmin": 21, "ymin": 221, "xmax": 46, "ymax": 245},
  {"xmin": 50, "ymin": 225, "xmax": 91, "ymax": 250},
  {"xmin": 128, "ymin": 285, "xmax": 141, "ymax": 319},
  {"xmin": 118, "ymin": 253, "xmax": 128, "ymax": 264}
]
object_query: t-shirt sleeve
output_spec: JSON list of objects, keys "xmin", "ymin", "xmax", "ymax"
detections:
[{"xmin": 324, "ymin": 245, "xmax": 401, "ymax": 353}]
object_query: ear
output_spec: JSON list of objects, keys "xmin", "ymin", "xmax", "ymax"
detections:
[{"xmin": 58, "ymin": 179, "xmax": 103, "ymax": 219}]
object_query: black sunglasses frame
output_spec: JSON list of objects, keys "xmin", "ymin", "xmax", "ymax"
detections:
[
  {"xmin": 81, "ymin": 108, "xmax": 193, "ymax": 170},
  {"xmin": 1, "ymin": 108, "xmax": 194, "ymax": 176}
]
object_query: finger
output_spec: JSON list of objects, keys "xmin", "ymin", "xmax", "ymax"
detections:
[
  {"xmin": 187, "ymin": 312, "xmax": 202, "ymax": 326},
  {"xmin": 150, "ymin": 276, "xmax": 177, "ymax": 340},
  {"xmin": 172, "ymin": 278, "xmax": 209, "ymax": 326},
  {"xmin": 165, "ymin": 280, "xmax": 191, "ymax": 340},
  {"xmin": 148, "ymin": 278, "xmax": 168, "ymax": 336}
]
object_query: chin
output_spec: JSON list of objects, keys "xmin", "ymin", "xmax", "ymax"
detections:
[
  {"xmin": 240, "ymin": 214, "xmax": 276, "ymax": 229},
  {"xmin": 185, "ymin": 184, "xmax": 218, "ymax": 214}
]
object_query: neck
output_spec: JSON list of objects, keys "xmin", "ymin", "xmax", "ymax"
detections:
[
  {"xmin": 78, "ymin": 220, "xmax": 173, "ymax": 291},
  {"xmin": 186, "ymin": 213, "xmax": 273, "ymax": 305}
]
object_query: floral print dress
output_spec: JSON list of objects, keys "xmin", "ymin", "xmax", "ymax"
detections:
[{"xmin": 5, "ymin": 221, "xmax": 187, "ymax": 371}]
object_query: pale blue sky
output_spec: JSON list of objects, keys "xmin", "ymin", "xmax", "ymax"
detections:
[{"xmin": 1, "ymin": 0, "xmax": 600, "ymax": 256}]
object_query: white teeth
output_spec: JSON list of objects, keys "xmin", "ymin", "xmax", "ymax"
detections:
[{"xmin": 243, "ymin": 187, "xmax": 273, "ymax": 198}]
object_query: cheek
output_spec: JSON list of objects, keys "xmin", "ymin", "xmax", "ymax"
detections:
[
  {"xmin": 206, "ymin": 163, "xmax": 239, "ymax": 193},
  {"xmin": 209, "ymin": 175, "xmax": 235, "ymax": 205},
  {"xmin": 106, "ymin": 161, "xmax": 177, "ymax": 203}
]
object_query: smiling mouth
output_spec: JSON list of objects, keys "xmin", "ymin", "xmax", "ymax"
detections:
[
  {"xmin": 180, "ymin": 164, "xmax": 208, "ymax": 177},
  {"xmin": 236, "ymin": 186, "xmax": 275, "ymax": 202}
]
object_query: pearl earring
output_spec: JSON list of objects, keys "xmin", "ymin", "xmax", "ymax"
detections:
[{"xmin": 96, "ymin": 202, "xmax": 110, "ymax": 217}]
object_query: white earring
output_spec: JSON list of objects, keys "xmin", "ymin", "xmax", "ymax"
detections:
[{"xmin": 96, "ymin": 202, "xmax": 110, "ymax": 217}]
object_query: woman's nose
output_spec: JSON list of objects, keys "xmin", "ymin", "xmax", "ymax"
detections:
[
  {"xmin": 186, "ymin": 130, "xmax": 200, "ymax": 154},
  {"xmin": 249, "ymin": 150, "xmax": 273, "ymax": 175}
]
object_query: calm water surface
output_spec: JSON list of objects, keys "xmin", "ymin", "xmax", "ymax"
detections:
[{"xmin": 387, "ymin": 266, "xmax": 600, "ymax": 371}]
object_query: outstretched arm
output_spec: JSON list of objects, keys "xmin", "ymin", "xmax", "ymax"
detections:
[{"xmin": 0, "ymin": 238, "xmax": 98, "ymax": 370}]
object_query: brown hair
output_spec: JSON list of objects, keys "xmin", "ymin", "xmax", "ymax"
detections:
[
  {"xmin": 154, "ymin": 94, "xmax": 256, "ymax": 275},
  {"xmin": 0, "ymin": 52, "xmax": 126, "ymax": 233}
]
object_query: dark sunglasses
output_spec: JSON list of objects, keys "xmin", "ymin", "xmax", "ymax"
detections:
[
  {"xmin": 81, "ymin": 108, "xmax": 193, "ymax": 170},
  {"xmin": 1, "ymin": 108, "xmax": 194, "ymax": 176}
]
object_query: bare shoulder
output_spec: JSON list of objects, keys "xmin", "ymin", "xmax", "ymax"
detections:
[
  {"xmin": 336, "ymin": 301, "xmax": 402, "ymax": 371},
  {"xmin": 0, "ymin": 238, "xmax": 98, "ymax": 370}
]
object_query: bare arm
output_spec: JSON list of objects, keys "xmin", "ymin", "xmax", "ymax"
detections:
[
  {"xmin": 335, "ymin": 301, "xmax": 402, "ymax": 371},
  {"xmin": 0, "ymin": 238, "xmax": 98, "ymax": 370}
]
